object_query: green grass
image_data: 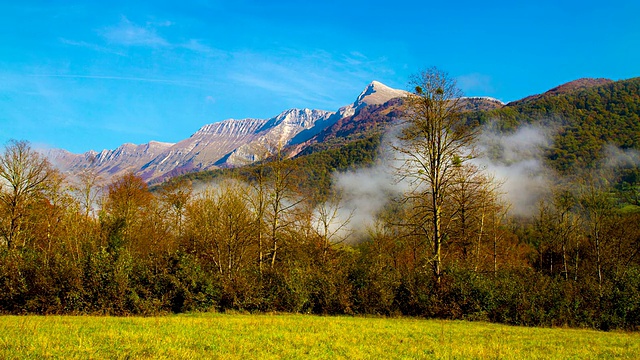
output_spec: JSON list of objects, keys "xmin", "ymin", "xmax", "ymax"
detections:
[{"xmin": 0, "ymin": 313, "xmax": 638, "ymax": 359}]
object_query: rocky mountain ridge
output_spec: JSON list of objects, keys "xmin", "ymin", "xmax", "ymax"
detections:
[{"xmin": 46, "ymin": 81, "xmax": 406, "ymax": 183}]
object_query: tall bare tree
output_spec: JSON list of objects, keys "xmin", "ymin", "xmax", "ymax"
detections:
[
  {"xmin": 579, "ymin": 184, "xmax": 614, "ymax": 292},
  {"xmin": 185, "ymin": 180, "xmax": 256, "ymax": 278},
  {"xmin": 395, "ymin": 67, "xmax": 478, "ymax": 283},
  {"xmin": 74, "ymin": 168, "xmax": 102, "ymax": 218},
  {"xmin": 311, "ymin": 192, "xmax": 354, "ymax": 263},
  {"xmin": 247, "ymin": 141, "xmax": 303, "ymax": 271},
  {"xmin": 265, "ymin": 148, "xmax": 301, "ymax": 269},
  {"xmin": 0, "ymin": 140, "xmax": 56, "ymax": 249}
]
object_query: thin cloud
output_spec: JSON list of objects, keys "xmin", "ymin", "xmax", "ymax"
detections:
[
  {"xmin": 180, "ymin": 39, "xmax": 226, "ymax": 57},
  {"xmin": 229, "ymin": 71, "xmax": 313, "ymax": 103},
  {"xmin": 27, "ymin": 74, "xmax": 208, "ymax": 90},
  {"xmin": 227, "ymin": 48, "xmax": 396, "ymax": 109},
  {"xmin": 100, "ymin": 16, "xmax": 168, "ymax": 47},
  {"xmin": 59, "ymin": 38, "xmax": 126, "ymax": 56},
  {"xmin": 146, "ymin": 20, "xmax": 173, "ymax": 27},
  {"xmin": 343, "ymin": 51, "xmax": 368, "ymax": 65},
  {"xmin": 73, "ymin": 17, "xmax": 223, "ymax": 56},
  {"xmin": 457, "ymin": 73, "xmax": 495, "ymax": 94}
]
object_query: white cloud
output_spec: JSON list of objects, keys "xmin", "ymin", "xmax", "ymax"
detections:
[
  {"xmin": 146, "ymin": 20, "xmax": 173, "ymax": 27},
  {"xmin": 601, "ymin": 144, "xmax": 640, "ymax": 169},
  {"xmin": 180, "ymin": 39, "xmax": 225, "ymax": 57},
  {"xmin": 100, "ymin": 16, "xmax": 168, "ymax": 47},
  {"xmin": 343, "ymin": 51, "xmax": 368, "ymax": 65},
  {"xmin": 87, "ymin": 17, "xmax": 224, "ymax": 57}
]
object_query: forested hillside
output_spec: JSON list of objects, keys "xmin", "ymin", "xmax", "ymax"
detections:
[{"xmin": 464, "ymin": 77, "xmax": 640, "ymax": 172}]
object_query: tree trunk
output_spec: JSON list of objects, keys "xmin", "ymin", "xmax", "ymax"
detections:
[
  {"xmin": 493, "ymin": 220, "xmax": 498, "ymax": 276},
  {"xmin": 433, "ymin": 201, "xmax": 442, "ymax": 284},
  {"xmin": 562, "ymin": 242, "xmax": 568, "ymax": 280},
  {"xmin": 574, "ymin": 248, "xmax": 579, "ymax": 281},
  {"xmin": 474, "ymin": 205, "xmax": 485, "ymax": 272}
]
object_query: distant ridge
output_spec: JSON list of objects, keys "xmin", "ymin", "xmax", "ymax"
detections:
[
  {"xmin": 545, "ymin": 78, "xmax": 613, "ymax": 96},
  {"xmin": 512, "ymin": 78, "xmax": 613, "ymax": 105}
]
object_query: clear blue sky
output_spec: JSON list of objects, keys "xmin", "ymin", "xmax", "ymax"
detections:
[{"xmin": 2, "ymin": 1, "xmax": 639, "ymax": 154}]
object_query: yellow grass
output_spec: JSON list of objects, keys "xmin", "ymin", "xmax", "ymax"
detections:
[{"xmin": 0, "ymin": 313, "xmax": 638, "ymax": 359}]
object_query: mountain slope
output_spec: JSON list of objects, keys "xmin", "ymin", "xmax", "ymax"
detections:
[
  {"xmin": 139, "ymin": 108, "xmax": 335, "ymax": 182},
  {"xmin": 140, "ymin": 118, "xmax": 268, "ymax": 180},
  {"xmin": 511, "ymin": 78, "xmax": 614, "ymax": 105}
]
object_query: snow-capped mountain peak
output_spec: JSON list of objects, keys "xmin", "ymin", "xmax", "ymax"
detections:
[
  {"xmin": 338, "ymin": 81, "xmax": 406, "ymax": 118},
  {"xmin": 355, "ymin": 81, "xmax": 407, "ymax": 108}
]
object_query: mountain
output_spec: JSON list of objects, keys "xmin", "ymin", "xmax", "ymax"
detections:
[
  {"xmin": 47, "ymin": 81, "xmax": 407, "ymax": 183},
  {"xmin": 52, "ymin": 108, "xmax": 336, "ymax": 183},
  {"xmin": 287, "ymin": 81, "xmax": 408, "ymax": 154},
  {"xmin": 51, "ymin": 77, "xmax": 629, "ymax": 185},
  {"xmin": 338, "ymin": 80, "xmax": 408, "ymax": 117},
  {"xmin": 293, "ymin": 76, "xmax": 639, "ymax": 180},
  {"xmin": 459, "ymin": 97, "xmax": 505, "ymax": 112}
]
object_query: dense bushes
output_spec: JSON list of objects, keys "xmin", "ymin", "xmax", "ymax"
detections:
[{"xmin": 1, "ymin": 240, "xmax": 639, "ymax": 330}]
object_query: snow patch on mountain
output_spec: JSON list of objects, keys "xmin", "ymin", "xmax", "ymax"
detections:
[{"xmin": 461, "ymin": 96, "xmax": 505, "ymax": 105}]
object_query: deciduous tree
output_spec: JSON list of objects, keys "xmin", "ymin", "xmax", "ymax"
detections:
[
  {"xmin": 395, "ymin": 67, "xmax": 478, "ymax": 283},
  {"xmin": 101, "ymin": 172, "xmax": 153, "ymax": 253},
  {"xmin": 0, "ymin": 140, "xmax": 56, "ymax": 249}
]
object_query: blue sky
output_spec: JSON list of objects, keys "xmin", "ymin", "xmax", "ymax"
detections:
[{"xmin": 1, "ymin": 1, "xmax": 639, "ymax": 153}]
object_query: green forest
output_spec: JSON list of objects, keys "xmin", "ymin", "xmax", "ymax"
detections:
[{"xmin": 1, "ymin": 73, "xmax": 639, "ymax": 331}]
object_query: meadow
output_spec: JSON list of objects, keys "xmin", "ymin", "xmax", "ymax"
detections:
[{"xmin": 0, "ymin": 313, "xmax": 638, "ymax": 359}]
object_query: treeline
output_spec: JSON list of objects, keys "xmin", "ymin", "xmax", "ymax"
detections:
[{"xmin": 0, "ymin": 139, "xmax": 639, "ymax": 331}]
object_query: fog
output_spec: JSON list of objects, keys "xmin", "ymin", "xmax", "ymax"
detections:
[
  {"xmin": 473, "ymin": 125, "xmax": 554, "ymax": 217},
  {"xmin": 331, "ymin": 123, "xmax": 557, "ymax": 235}
]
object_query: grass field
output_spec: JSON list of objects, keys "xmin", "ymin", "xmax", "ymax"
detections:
[{"xmin": 0, "ymin": 313, "xmax": 637, "ymax": 359}]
